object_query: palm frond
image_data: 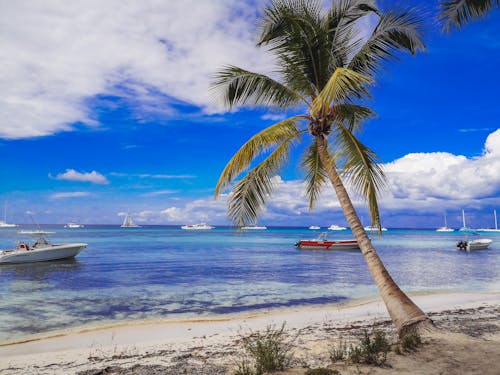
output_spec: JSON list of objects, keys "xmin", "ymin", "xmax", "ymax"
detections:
[
  {"xmin": 332, "ymin": 122, "xmax": 386, "ymax": 231},
  {"xmin": 348, "ymin": 6, "xmax": 425, "ymax": 79},
  {"xmin": 215, "ymin": 118, "xmax": 301, "ymax": 197},
  {"xmin": 311, "ymin": 68, "xmax": 372, "ymax": 115},
  {"xmin": 302, "ymin": 140, "xmax": 329, "ymax": 210},
  {"xmin": 333, "ymin": 104, "xmax": 376, "ymax": 132},
  {"xmin": 439, "ymin": 0, "xmax": 499, "ymax": 31},
  {"xmin": 227, "ymin": 137, "xmax": 295, "ymax": 226},
  {"xmin": 212, "ymin": 66, "xmax": 305, "ymax": 109}
]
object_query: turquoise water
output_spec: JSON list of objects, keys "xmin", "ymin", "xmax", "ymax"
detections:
[{"xmin": 0, "ymin": 226, "xmax": 499, "ymax": 343}]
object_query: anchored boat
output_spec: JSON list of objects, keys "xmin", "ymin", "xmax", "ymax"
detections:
[
  {"xmin": 0, "ymin": 231, "xmax": 87, "ymax": 264},
  {"xmin": 295, "ymin": 232, "xmax": 360, "ymax": 251}
]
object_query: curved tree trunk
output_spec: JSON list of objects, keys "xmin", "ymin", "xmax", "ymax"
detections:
[{"xmin": 316, "ymin": 135, "xmax": 433, "ymax": 337}]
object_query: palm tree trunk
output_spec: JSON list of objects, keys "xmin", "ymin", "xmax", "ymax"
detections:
[{"xmin": 316, "ymin": 135, "xmax": 433, "ymax": 337}]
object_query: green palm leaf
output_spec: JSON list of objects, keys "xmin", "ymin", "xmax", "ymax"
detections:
[
  {"xmin": 212, "ymin": 66, "xmax": 305, "ymax": 108},
  {"xmin": 215, "ymin": 118, "xmax": 301, "ymax": 197},
  {"xmin": 333, "ymin": 104, "xmax": 376, "ymax": 132},
  {"xmin": 439, "ymin": 0, "xmax": 499, "ymax": 31},
  {"xmin": 348, "ymin": 7, "xmax": 425, "ymax": 79},
  {"xmin": 311, "ymin": 68, "xmax": 372, "ymax": 115},
  {"xmin": 333, "ymin": 122, "xmax": 387, "ymax": 231},
  {"xmin": 302, "ymin": 140, "xmax": 329, "ymax": 210},
  {"xmin": 228, "ymin": 137, "xmax": 295, "ymax": 226}
]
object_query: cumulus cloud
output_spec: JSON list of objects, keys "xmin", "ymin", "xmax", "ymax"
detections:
[
  {"xmin": 0, "ymin": 0, "xmax": 273, "ymax": 139},
  {"xmin": 50, "ymin": 191, "xmax": 90, "ymax": 199},
  {"xmin": 52, "ymin": 169, "xmax": 109, "ymax": 184}
]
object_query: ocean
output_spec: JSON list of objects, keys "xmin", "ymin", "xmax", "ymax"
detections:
[{"xmin": 0, "ymin": 226, "xmax": 499, "ymax": 343}]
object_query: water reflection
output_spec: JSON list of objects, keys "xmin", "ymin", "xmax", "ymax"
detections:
[{"xmin": 0, "ymin": 259, "xmax": 83, "ymax": 282}]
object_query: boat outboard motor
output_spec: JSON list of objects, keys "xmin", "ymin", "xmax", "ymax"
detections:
[{"xmin": 456, "ymin": 240, "xmax": 468, "ymax": 250}]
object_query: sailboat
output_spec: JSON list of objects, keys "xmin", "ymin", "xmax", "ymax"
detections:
[
  {"xmin": 458, "ymin": 209, "xmax": 471, "ymax": 232},
  {"xmin": 120, "ymin": 211, "xmax": 141, "ymax": 228},
  {"xmin": 436, "ymin": 214, "xmax": 454, "ymax": 232},
  {"xmin": 476, "ymin": 209, "xmax": 500, "ymax": 233},
  {"xmin": 0, "ymin": 202, "xmax": 18, "ymax": 228}
]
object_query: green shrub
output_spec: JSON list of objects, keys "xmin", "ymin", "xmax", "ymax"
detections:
[
  {"xmin": 234, "ymin": 323, "xmax": 295, "ymax": 375},
  {"xmin": 348, "ymin": 330, "xmax": 391, "ymax": 366},
  {"xmin": 400, "ymin": 331, "xmax": 422, "ymax": 352},
  {"xmin": 329, "ymin": 339, "xmax": 349, "ymax": 362},
  {"xmin": 305, "ymin": 368, "xmax": 340, "ymax": 375}
]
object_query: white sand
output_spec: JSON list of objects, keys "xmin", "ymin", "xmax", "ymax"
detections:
[{"xmin": 1, "ymin": 291, "xmax": 499, "ymax": 374}]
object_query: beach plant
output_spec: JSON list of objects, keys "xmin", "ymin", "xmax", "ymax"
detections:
[
  {"xmin": 348, "ymin": 330, "xmax": 391, "ymax": 366},
  {"xmin": 330, "ymin": 338, "xmax": 349, "ymax": 362},
  {"xmin": 439, "ymin": 0, "xmax": 499, "ymax": 31},
  {"xmin": 399, "ymin": 330, "xmax": 422, "ymax": 352},
  {"xmin": 235, "ymin": 323, "xmax": 295, "ymax": 375},
  {"xmin": 305, "ymin": 368, "xmax": 340, "ymax": 375},
  {"xmin": 212, "ymin": 0, "xmax": 432, "ymax": 337}
]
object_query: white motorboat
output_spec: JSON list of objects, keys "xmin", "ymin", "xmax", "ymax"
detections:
[
  {"xmin": 309, "ymin": 225, "xmax": 321, "ymax": 230},
  {"xmin": 328, "ymin": 224, "xmax": 347, "ymax": 231},
  {"xmin": 0, "ymin": 231, "xmax": 87, "ymax": 264},
  {"xmin": 240, "ymin": 225, "xmax": 267, "ymax": 230},
  {"xmin": 0, "ymin": 202, "xmax": 18, "ymax": 228},
  {"xmin": 181, "ymin": 223, "xmax": 215, "ymax": 230},
  {"xmin": 295, "ymin": 232, "xmax": 360, "ymax": 251},
  {"xmin": 121, "ymin": 212, "xmax": 141, "ymax": 228},
  {"xmin": 364, "ymin": 225, "xmax": 387, "ymax": 232},
  {"xmin": 456, "ymin": 238, "xmax": 492, "ymax": 251},
  {"xmin": 64, "ymin": 222, "xmax": 84, "ymax": 228},
  {"xmin": 436, "ymin": 214, "xmax": 454, "ymax": 232},
  {"xmin": 476, "ymin": 210, "xmax": 500, "ymax": 233}
]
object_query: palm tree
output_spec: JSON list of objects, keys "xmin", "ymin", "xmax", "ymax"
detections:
[
  {"xmin": 439, "ymin": 0, "xmax": 499, "ymax": 31},
  {"xmin": 212, "ymin": 0, "xmax": 432, "ymax": 337}
]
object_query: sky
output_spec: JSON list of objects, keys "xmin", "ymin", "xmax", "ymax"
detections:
[{"xmin": 0, "ymin": 0, "xmax": 499, "ymax": 228}]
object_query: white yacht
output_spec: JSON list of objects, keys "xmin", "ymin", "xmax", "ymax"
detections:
[
  {"xmin": 0, "ymin": 202, "xmax": 18, "ymax": 228},
  {"xmin": 240, "ymin": 225, "xmax": 267, "ymax": 230},
  {"xmin": 476, "ymin": 210, "xmax": 500, "ymax": 232},
  {"xmin": 436, "ymin": 214, "xmax": 454, "ymax": 232},
  {"xmin": 309, "ymin": 225, "xmax": 321, "ymax": 230},
  {"xmin": 0, "ymin": 231, "xmax": 87, "ymax": 264},
  {"xmin": 121, "ymin": 212, "xmax": 141, "ymax": 228},
  {"xmin": 328, "ymin": 224, "xmax": 347, "ymax": 231},
  {"xmin": 364, "ymin": 225, "xmax": 387, "ymax": 232},
  {"xmin": 64, "ymin": 223, "xmax": 84, "ymax": 228},
  {"xmin": 181, "ymin": 223, "xmax": 214, "ymax": 230}
]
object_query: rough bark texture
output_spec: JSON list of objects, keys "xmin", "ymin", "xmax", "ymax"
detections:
[{"xmin": 316, "ymin": 135, "xmax": 433, "ymax": 337}]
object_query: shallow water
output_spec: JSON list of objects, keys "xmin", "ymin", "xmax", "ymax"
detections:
[{"xmin": 0, "ymin": 226, "xmax": 499, "ymax": 343}]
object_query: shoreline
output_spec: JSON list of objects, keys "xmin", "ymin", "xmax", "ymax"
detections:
[
  {"xmin": 1, "ymin": 290, "xmax": 498, "ymax": 349},
  {"xmin": 0, "ymin": 291, "xmax": 499, "ymax": 375}
]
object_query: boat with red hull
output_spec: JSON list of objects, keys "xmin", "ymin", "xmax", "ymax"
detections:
[{"xmin": 295, "ymin": 232, "xmax": 360, "ymax": 251}]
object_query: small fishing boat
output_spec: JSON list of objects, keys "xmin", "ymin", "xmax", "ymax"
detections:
[
  {"xmin": 456, "ymin": 238, "xmax": 492, "ymax": 251},
  {"xmin": 0, "ymin": 231, "xmax": 87, "ymax": 264},
  {"xmin": 181, "ymin": 223, "xmax": 215, "ymax": 230},
  {"xmin": 295, "ymin": 232, "xmax": 360, "ymax": 251}
]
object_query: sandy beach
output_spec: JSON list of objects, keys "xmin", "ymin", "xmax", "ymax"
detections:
[{"xmin": 1, "ymin": 291, "xmax": 499, "ymax": 374}]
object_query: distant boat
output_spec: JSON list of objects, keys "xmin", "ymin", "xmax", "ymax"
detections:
[
  {"xmin": 240, "ymin": 225, "xmax": 267, "ymax": 230},
  {"xmin": 64, "ymin": 223, "xmax": 84, "ymax": 229},
  {"xmin": 0, "ymin": 230, "xmax": 87, "ymax": 264},
  {"xmin": 476, "ymin": 210, "xmax": 500, "ymax": 233},
  {"xmin": 121, "ymin": 212, "xmax": 141, "ymax": 228},
  {"xmin": 181, "ymin": 223, "xmax": 214, "ymax": 230},
  {"xmin": 295, "ymin": 232, "xmax": 359, "ymax": 251},
  {"xmin": 328, "ymin": 224, "xmax": 347, "ymax": 231},
  {"xmin": 309, "ymin": 225, "xmax": 321, "ymax": 230},
  {"xmin": 436, "ymin": 214, "xmax": 454, "ymax": 232},
  {"xmin": 0, "ymin": 202, "xmax": 18, "ymax": 228},
  {"xmin": 456, "ymin": 238, "xmax": 492, "ymax": 251},
  {"xmin": 459, "ymin": 209, "xmax": 471, "ymax": 232},
  {"xmin": 364, "ymin": 225, "xmax": 387, "ymax": 232}
]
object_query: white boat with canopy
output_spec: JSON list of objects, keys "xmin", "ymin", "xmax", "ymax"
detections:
[{"xmin": 0, "ymin": 231, "xmax": 87, "ymax": 264}]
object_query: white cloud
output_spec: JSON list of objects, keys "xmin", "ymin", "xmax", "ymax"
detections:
[
  {"xmin": 143, "ymin": 190, "xmax": 178, "ymax": 197},
  {"xmin": 0, "ymin": 0, "xmax": 273, "ymax": 139},
  {"xmin": 110, "ymin": 172, "xmax": 196, "ymax": 179},
  {"xmin": 53, "ymin": 169, "xmax": 109, "ymax": 184},
  {"xmin": 50, "ymin": 191, "xmax": 90, "ymax": 199}
]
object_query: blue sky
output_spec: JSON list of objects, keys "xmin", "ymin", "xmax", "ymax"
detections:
[{"xmin": 1, "ymin": 0, "xmax": 499, "ymax": 228}]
